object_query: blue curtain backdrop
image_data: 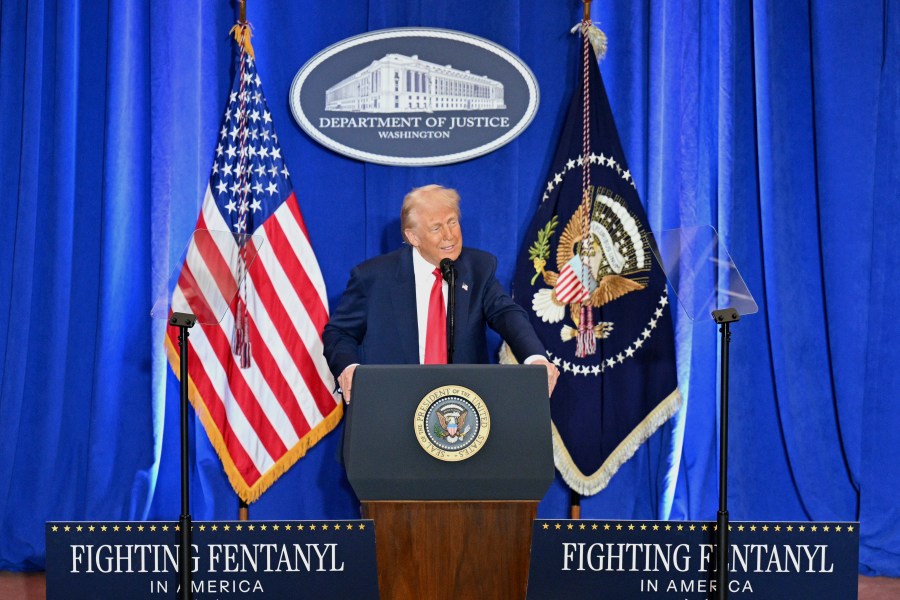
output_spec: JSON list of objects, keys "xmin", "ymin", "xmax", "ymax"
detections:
[{"xmin": 0, "ymin": 0, "xmax": 896, "ymax": 576}]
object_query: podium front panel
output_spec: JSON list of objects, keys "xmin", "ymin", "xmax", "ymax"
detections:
[{"xmin": 343, "ymin": 364, "xmax": 553, "ymax": 501}]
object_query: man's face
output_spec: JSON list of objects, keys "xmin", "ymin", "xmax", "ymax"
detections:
[{"xmin": 405, "ymin": 196, "xmax": 463, "ymax": 267}]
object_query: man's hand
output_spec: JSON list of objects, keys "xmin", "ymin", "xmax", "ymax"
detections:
[
  {"xmin": 338, "ymin": 364, "xmax": 358, "ymax": 404},
  {"xmin": 531, "ymin": 358, "xmax": 559, "ymax": 396}
]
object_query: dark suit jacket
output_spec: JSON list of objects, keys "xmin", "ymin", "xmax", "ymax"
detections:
[{"xmin": 323, "ymin": 245, "xmax": 546, "ymax": 379}]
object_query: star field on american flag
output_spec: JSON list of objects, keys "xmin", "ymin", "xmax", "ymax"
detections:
[{"xmin": 210, "ymin": 57, "xmax": 290, "ymax": 235}]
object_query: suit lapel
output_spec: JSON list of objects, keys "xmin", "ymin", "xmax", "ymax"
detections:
[
  {"xmin": 452, "ymin": 251, "xmax": 473, "ymax": 350},
  {"xmin": 391, "ymin": 247, "xmax": 420, "ymax": 364}
]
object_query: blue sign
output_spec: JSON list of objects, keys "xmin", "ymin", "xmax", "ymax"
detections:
[
  {"xmin": 289, "ymin": 27, "xmax": 539, "ymax": 166},
  {"xmin": 46, "ymin": 520, "xmax": 379, "ymax": 599},
  {"xmin": 527, "ymin": 520, "xmax": 859, "ymax": 599}
]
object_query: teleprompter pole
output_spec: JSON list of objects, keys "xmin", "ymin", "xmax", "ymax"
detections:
[
  {"xmin": 171, "ymin": 311, "xmax": 197, "ymax": 600},
  {"xmin": 712, "ymin": 308, "xmax": 738, "ymax": 600}
]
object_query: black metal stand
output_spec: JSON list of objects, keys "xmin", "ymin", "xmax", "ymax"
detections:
[
  {"xmin": 170, "ymin": 311, "xmax": 197, "ymax": 600},
  {"xmin": 712, "ymin": 308, "xmax": 738, "ymax": 600},
  {"xmin": 441, "ymin": 259, "xmax": 456, "ymax": 364}
]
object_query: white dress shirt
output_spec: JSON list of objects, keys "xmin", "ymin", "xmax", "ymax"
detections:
[{"xmin": 412, "ymin": 247, "xmax": 448, "ymax": 364}]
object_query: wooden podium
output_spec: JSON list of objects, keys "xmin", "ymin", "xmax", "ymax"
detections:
[{"xmin": 344, "ymin": 365, "xmax": 554, "ymax": 600}]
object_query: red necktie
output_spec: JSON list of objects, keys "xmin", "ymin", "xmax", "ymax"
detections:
[{"xmin": 424, "ymin": 267, "xmax": 447, "ymax": 364}]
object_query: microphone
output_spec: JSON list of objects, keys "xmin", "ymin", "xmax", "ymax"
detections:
[{"xmin": 440, "ymin": 258, "xmax": 455, "ymax": 282}]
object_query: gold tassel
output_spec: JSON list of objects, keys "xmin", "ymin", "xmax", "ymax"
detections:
[
  {"xmin": 229, "ymin": 23, "xmax": 255, "ymax": 59},
  {"xmin": 584, "ymin": 23, "xmax": 607, "ymax": 61},
  {"xmin": 569, "ymin": 22, "xmax": 608, "ymax": 62}
]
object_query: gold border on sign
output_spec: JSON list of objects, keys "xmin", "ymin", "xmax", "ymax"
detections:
[{"xmin": 414, "ymin": 385, "xmax": 491, "ymax": 462}]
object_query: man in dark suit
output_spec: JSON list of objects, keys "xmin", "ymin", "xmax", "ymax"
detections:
[{"xmin": 323, "ymin": 184, "xmax": 559, "ymax": 402}]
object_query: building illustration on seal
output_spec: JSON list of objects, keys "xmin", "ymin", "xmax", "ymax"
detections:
[{"xmin": 325, "ymin": 53, "xmax": 506, "ymax": 113}]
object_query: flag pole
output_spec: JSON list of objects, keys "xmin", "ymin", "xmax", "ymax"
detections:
[
  {"xmin": 568, "ymin": 0, "xmax": 594, "ymax": 522},
  {"xmin": 236, "ymin": 0, "xmax": 249, "ymax": 524}
]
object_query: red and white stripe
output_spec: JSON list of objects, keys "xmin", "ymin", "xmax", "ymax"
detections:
[{"xmin": 555, "ymin": 262, "xmax": 591, "ymax": 304}]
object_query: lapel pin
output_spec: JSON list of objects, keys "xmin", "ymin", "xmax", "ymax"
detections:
[{"xmin": 462, "ymin": 283, "xmax": 469, "ymax": 291}]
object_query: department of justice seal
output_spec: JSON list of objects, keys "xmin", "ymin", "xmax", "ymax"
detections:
[{"xmin": 414, "ymin": 385, "xmax": 490, "ymax": 462}]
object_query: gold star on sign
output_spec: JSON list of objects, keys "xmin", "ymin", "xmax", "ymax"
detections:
[
  {"xmin": 811, "ymin": 525, "xmax": 817, "ymax": 532},
  {"xmin": 310, "ymin": 524, "xmax": 316, "ymax": 531},
  {"xmin": 248, "ymin": 525, "xmax": 255, "ymax": 531},
  {"xmin": 125, "ymin": 526, "xmax": 132, "ymax": 532},
  {"xmin": 604, "ymin": 524, "xmax": 611, "ymax": 530},
  {"xmin": 835, "ymin": 525, "xmax": 842, "ymax": 532},
  {"xmin": 567, "ymin": 524, "xmax": 573, "ymax": 530},
  {"xmin": 89, "ymin": 526, "xmax": 95, "ymax": 532},
  {"xmin": 542, "ymin": 523, "xmax": 549, "ymax": 530},
  {"xmin": 76, "ymin": 526, "xmax": 83, "ymax": 532},
  {"xmin": 848, "ymin": 526, "xmax": 854, "ymax": 532},
  {"xmin": 689, "ymin": 525, "xmax": 696, "ymax": 531},
  {"xmin": 665, "ymin": 524, "xmax": 671, "ymax": 531},
  {"xmin": 653, "ymin": 525, "xmax": 660, "ymax": 531},
  {"xmin": 641, "ymin": 524, "xmax": 647, "ymax": 531},
  {"xmin": 677, "ymin": 525, "xmax": 684, "ymax": 531},
  {"xmin": 823, "ymin": 525, "xmax": 830, "ymax": 532},
  {"xmin": 554, "ymin": 523, "xmax": 561, "ymax": 530},
  {"xmin": 52, "ymin": 526, "xmax": 59, "ymax": 532},
  {"xmin": 235, "ymin": 525, "xmax": 242, "ymax": 531},
  {"xmin": 149, "ymin": 525, "xmax": 156, "ymax": 532},
  {"xmin": 701, "ymin": 524, "xmax": 708, "ymax": 531},
  {"xmin": 138, "ymin": 526, "xmax": 144, "ymax": 532},
  {"xmin": 223, "ymin": 525, "xmax": 230, "ymax": 531},
  {"xmin": 591, "ymin": 524, "xmax": 598, "ymax": 530},
  {"xmin": 579, "ymin": 524, "xmax": 586, "ymax": 530},
  {"xmin": 211, "ymin": 525, "xmax": 218, "ymax": 531},
  {"xmin": 615, "ymin": 524, "xmax": 623, "ymax": 531},
  {"xmin": 275, "ymin": 524, "xmax": 282, "ymax": 531},
  {"xmin": 774, "ymin": 525, "xmax": 781, "ymax": 532},
  {"xmin": 799, "ymin": 525, "xmax": 805, "ymax": 532},
  {"xmin": 261, "ymin": 524, "xmax": 268, "ymax": 531},
  {"xmin": 750, "ymin": 525, "xmax": 757, "ymax": 531},
  {"xmin": 787, "ymin": 525, "xmax": 793, "ymax": 532},
  {"xmin": 628, "ymin": 524, "xmax": 635, "ymax": 531},
  {"xmin": 359, "ymin": 524, "xmax": 366, "ymax": 530},
  {"xmin": 322, "ymin": 525, "xmax": 329, "ymax": 531},
  {"xmin": 114, "ymin": 525, "xmax": 120, "ymax": 532},
  {"xmin": 738, "ymin": 525, "xmax": 745, "ymax": 532},
  {"xmin": 284, "ymin": 524, "xmax": 291, "ymax": 531},
  {"xmin": 198, "ymin": 525, "xmax": 205, "ymax": 532}
]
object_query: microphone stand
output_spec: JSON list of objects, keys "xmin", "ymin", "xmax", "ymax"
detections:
[
  {"xmin": 712, "ymin": 307, "xmax": 738, "ymax": 600},
  {"xmin": 441, "ymin": 259, "xmax": 456, "ymax": 364},
  {"xmin": 169, "ymin": 311, "xmax": 196, "ymax": 600}
]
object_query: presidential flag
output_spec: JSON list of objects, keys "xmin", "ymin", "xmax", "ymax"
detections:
[
  {"xmin": 511, "ymin": 25, "xmax": 680, "ymax": 496},
  {"xmin": 165, "ymin": 24, "xmax": 341, "ymax": 503}
]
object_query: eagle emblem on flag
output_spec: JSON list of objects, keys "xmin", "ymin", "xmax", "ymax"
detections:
[{"xmin": 529, "ymin": 186, "xmax": 649, "ymax": 348}]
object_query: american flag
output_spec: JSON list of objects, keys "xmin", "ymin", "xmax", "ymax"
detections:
[{"xmin": 165, "ymin": 30, "xmax": 341, "ymax": 503}]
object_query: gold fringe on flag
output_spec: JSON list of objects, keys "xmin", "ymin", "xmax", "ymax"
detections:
[
  {"xmin": 165, "ymin": 335, "xmax": 344, "ymax": 504},
  {"xmin": 229, "ymin": 22, "xmax": 255, "ymax": 59}
]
